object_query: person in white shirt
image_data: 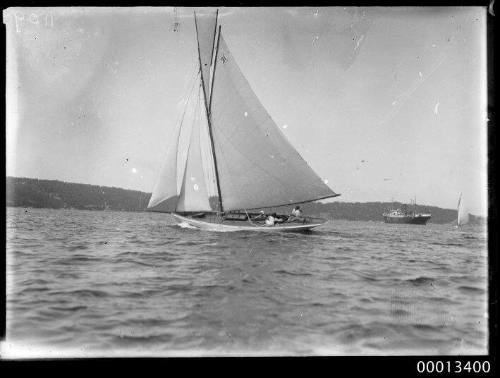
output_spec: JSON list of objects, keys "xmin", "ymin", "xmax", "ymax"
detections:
[
  {"xmin": 291, "ymin": 206, "xmax": 302, "ymax": 217},
  {"xmin": 265, "ymin": 214, "xmax": 276, "ymax": 226},
  {"xmin": 288, "ymin": 206, "xmax": 304, "ymax": 223},
  {"xmin": 265, "ymin": 213, "xmax": 283, "ymax": 226}
]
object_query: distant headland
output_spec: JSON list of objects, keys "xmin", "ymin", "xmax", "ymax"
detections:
[{"xmin": 6, "ymin": 176, "xmax": 486, "ymax": 225}]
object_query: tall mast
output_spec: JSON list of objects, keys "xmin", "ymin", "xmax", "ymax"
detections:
[
  {"xmin": 194, "ymin": 12, "xmax": 224, "ymax": 213},
  {"xmin": 209, "ymin": 26, "xmax": 221, "ymax": 112},
  {"xmin": 208, "ymin": 25, "xmax": 224, "ymax": 213}
]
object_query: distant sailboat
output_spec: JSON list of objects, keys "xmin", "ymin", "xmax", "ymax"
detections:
[
  {"xmin": 147, "ymin": 10, "xmax": 340, "ymax": 232},
  {"xmin": 457, "ymin": 193, "xmax": 470, "ymax": 227}
]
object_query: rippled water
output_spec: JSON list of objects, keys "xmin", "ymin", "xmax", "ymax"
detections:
[{"xmin": 3, "ymin": 207, "xmax": 488, "ymax": 357}]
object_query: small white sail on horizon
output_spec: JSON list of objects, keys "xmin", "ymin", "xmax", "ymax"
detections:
[{"xmin": 457, "ymin": 192, "xmax": 470, "ymax": 227}]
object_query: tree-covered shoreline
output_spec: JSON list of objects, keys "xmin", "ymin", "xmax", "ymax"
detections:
[{"xmin": 6, "ymin": 176, "xmax": 485, "ymax": 225}]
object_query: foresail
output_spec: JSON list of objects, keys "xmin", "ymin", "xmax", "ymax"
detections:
[
  {"xmin": 176, "ymin": 85, "xmax": 213, "ymax": 212},
  {"xmin": 147, "ymin": 121, "xmax": 182, "ymax": 212},
  {"xmin": 194, "ymin": 9, "xmax": 218, "ymax": 106},
  {"xmin": 210, "ymin": 34, "xmax": 339, "ymax": 211}
]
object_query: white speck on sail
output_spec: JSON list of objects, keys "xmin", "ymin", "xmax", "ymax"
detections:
[
  {"xmin": 270, "ymin": 155, "xmax": 274, "ymax": 159},
  {"xmin": 392, "ymin": 100, "xmax": 398, "ymax": 106},
  {"xmin": 323, "ymin": 179, "xmax": 328, "ymax": 184},
  {"xmin": 131, "ymin": 168, "xmax": 137, "ymax": 174},
  {"xmin": 193, "ymin": 184, "xmax": 199, "ymax": 191},
  {"xmin": 244, "ymin": 111, "xmax": 248, "ymax": 117},
  {"xmin": 283, "ymin": 124, "xmax": 288, "ymax": 129},
  {"xmin": 313, "ymin": 9, "xmax": 319, "ymax": 17},
  {"xmin": 418, "ymin": 71, "xmax": 423, "ymax": 78},
  {"xmin": 434, "ymin": 102, "xmax": 440, "ymax": 114},
  {"xmin": 190, "ymin": 176, "xmax": 196, "ymax": 181},
  {"xmin": 312, "ymin": 35, "xmax": 319, "ymax": 45},
  {"xmin": 432, "ymin": 43, "xmax": 436, "ymax": 48}
]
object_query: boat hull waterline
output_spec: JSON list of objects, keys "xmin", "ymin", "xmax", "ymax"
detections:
[
  {"xmin": 172, "ymin": 214, "xmax": 328, "ymax": 232},
  {"xmin": 383, "ymin": 214, "xmax": 431, "ymax": 225}
]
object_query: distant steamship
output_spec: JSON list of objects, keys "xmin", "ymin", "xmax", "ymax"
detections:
[{"xmin": 383, "ymin": 199, "xmax": 431, "ymax": 225}]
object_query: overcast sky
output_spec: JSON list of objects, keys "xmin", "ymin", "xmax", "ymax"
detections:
[{"xmin": 4, "ymin": 7, "xmax": 487, "ymax": 215}]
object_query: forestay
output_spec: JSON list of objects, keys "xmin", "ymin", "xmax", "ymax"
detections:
[
  {"xmin": 194, "ymin": 10, "xmax": 218, "ymax": 105},
  {"xmin": 176, "ymin": 86, "xmax": 213, "ymax": 212}
]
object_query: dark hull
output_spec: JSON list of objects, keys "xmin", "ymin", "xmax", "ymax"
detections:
[{"xmin": 384, "ymin": 215, "xmax": 431, "ymax": 225}]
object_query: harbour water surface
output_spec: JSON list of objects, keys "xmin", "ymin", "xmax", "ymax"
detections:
[{"xmin": 4, "ymin": 207, "xmax": 488, "ymax": 357}]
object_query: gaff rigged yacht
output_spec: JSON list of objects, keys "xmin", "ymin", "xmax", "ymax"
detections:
[{"xmin": 147, "ymin": 10, "xmax": 340, "ymax": 232}]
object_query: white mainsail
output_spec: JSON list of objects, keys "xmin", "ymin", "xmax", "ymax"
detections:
[
  {"xmin": 148, "ymin": 11, "xmax": 339, "ymax": 214},
  {"xmin": 210, "ymin": 34, "xmax": 338, "ymax": 211},
  {"xmin": 457, "ymin": 193, "xmax": 470, "ymax": 227}
]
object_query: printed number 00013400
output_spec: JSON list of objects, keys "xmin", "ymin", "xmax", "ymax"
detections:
[{"xmin": 417, "ymin": 360, "xmax": 491, "ymax": 374}]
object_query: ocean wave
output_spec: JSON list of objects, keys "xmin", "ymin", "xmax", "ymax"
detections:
[
  {"xmin": 50, "ymin": 289, "xmax": 110, "ymax": 298},
  {"xmin": 111, "ymin": 333, "xmax": 174, "ymax": 345},
  {"xmin": 431, "ymin": 242, "xmax": 464, "ymax": 247},
  {"xmin": 411, "ymin": 323, "xmax": 445, "ymax": 331},
  {"xmin": 66, "ymin": 244, "xmax": 90, "ymax": 251},
  {"xmin": 457, "ymin": 286, "xmax": 485, "ymax": 294},
  {"xmin": 273, "ymin": 269, "xmax": 313, "ymax": 277},
  {"xmin": 405, "ymin": 276, "xmax": 435, "ymax": 286},
  {"xmin": 49, "ymin": 305, "xmax": 88, "ymax": 312}
]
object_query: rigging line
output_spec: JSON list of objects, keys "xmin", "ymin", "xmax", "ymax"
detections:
[
  {"xmin": 213, "ymin": 135, "xmax": 237, "ymax": 206},
  {"xmin": 195, "ymin": 81, "xmax": 211, "ymax": 198},
  {"xmin": 231, "ymin": 194, "xmax": 340, "ymax": 213},
  {"xmin": 185, "ymin": 83, "xmax": 202, "ymax": 169},
  {"xmin": 187, "ymin": 82, "xmax": 203, "ymax": 158},
  {"xmin": 201, "ymin": 114, "xmax": 217, "ymax": 201},
  {"xmin": 151, "ymin": 70, "xmax": 199, "ymax": 208},
  {"xmin": 176, "ymin": 67, "xmax": 200, "ymax": 129},
  {"xmin": 175, "ymin": 25, "xmax": 200, "ymax": 110},
  {"xmin": 193, "ymin": 11, "xmax": 212, "ymax": 118},
  {"xmin": 173, "ymin": 70, "xmax": 199, "ymax": 185},
  {"xmin": 194, "ymin": 15, "xmax": 223, "ymax": 213},
  {"xmin": 178, "ymin": 82, "xmax": 203, "ymax": 208},
  {"xmin": 207, "ymin": 27, "xmax": 224, "ymax": 213}
]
